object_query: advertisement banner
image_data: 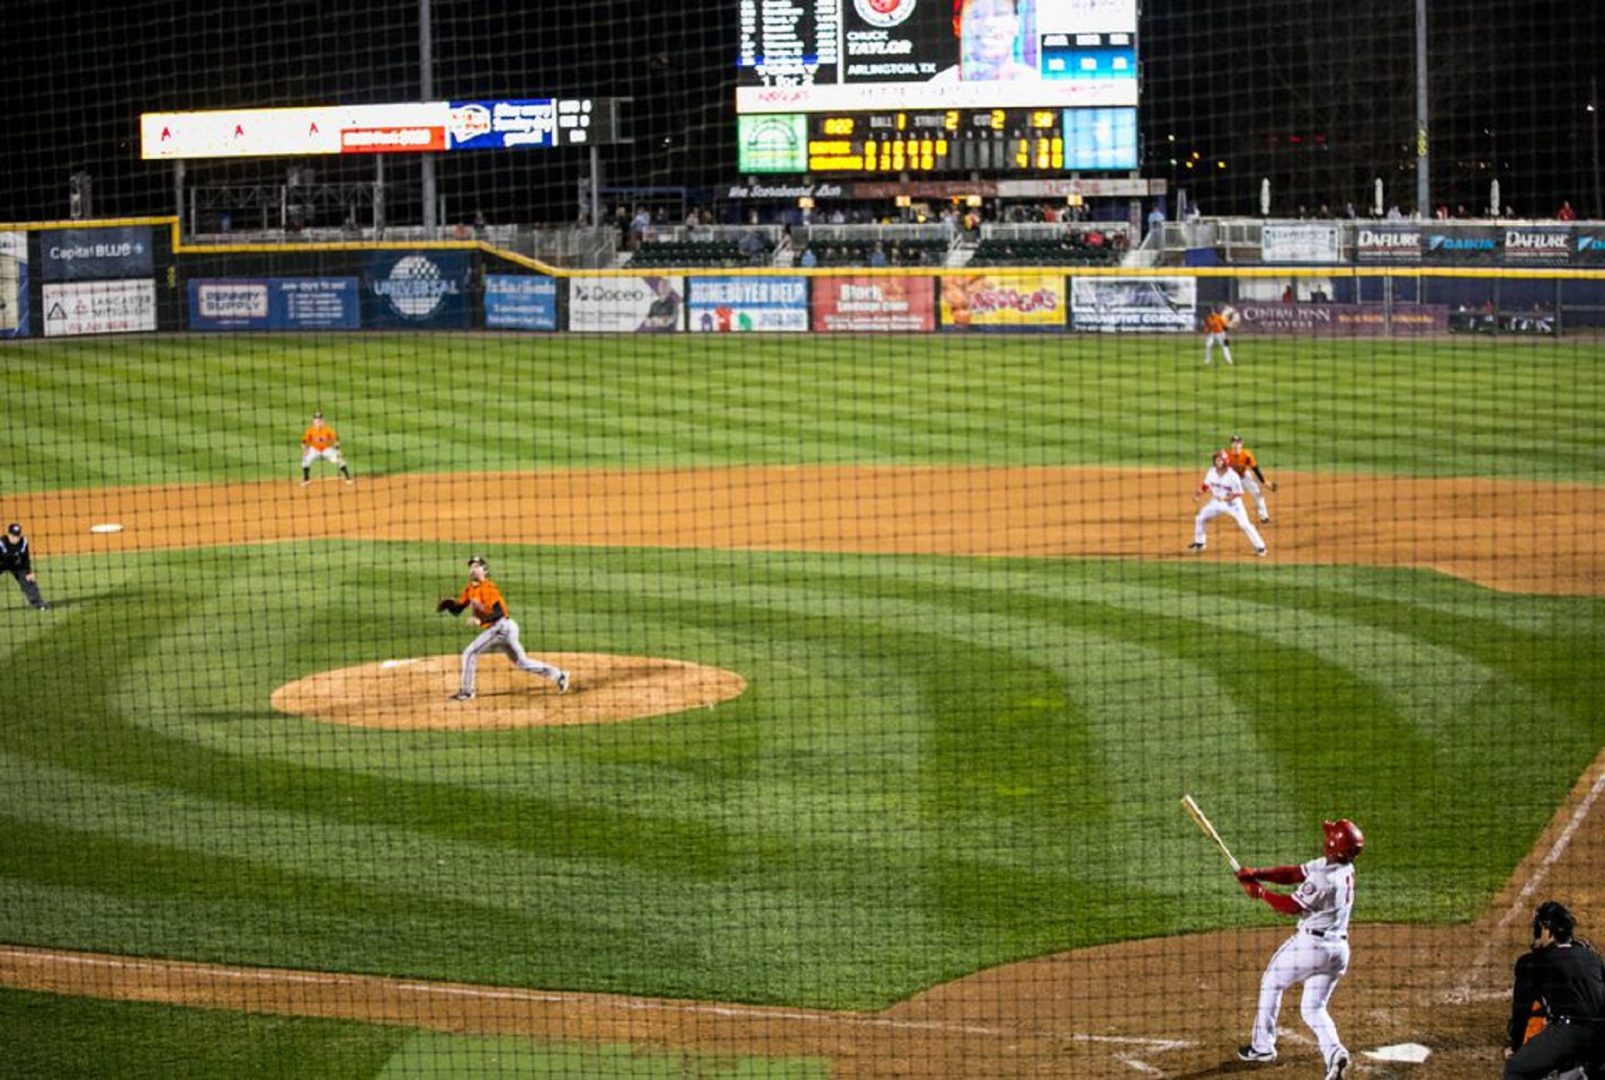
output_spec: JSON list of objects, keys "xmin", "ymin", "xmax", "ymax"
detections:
[
  {"xmin": 568, "ymin": 276, "xmax": 684, "ymax": 332},
  {"xmin": 188, "ymin": 277, "xmax": 359, "ymax": 330},
  {"xmin": 0, "ymin": 231, "xmax": 28, "ymax": 337},
  {"xmin": 940, "ymin": 272, "xmax": 1066, "ymax": 329},
  {"xmin": 43, "ymin": 280, "xmax": 157, "ymax": 337},
  {"xmin": 1354, "ymin": 225, "xmax": 1422, "ymax": 264},
  {"xmin": 1423, "ymin": 227, "xmax": 1501, "ymax": 265},
  {"xmin": 39, "ymin": 226, "xmax": 154, "ymax": 282},
  {"xmin": 1261, "ymin": 223, "xmax": 1341, "ymax": 264},
  {"xmin": 812, "ymin": 275, "xmax": 936, "ymax": 332},
  {"xmin": 1230, "ymin": 302, "xmax": 1448, "ymax": 337},
  {"xmin": 363, "ymin": 252, "xmax": 471, "ymax": 329},
  {"xmin": 1577, "ymin": 230, "xmax": 1605, "ymax": 266},
  {"xmin": 1501, "ymin": 227, "xmax": 1571, "ymax": 265},
  {"xmin": 485, "ymin": 275, "xmax": 558, "ymax": 330},
  {"xmin": 1069, "ymin": 276, "xmax": 1195, "ymax": 331},
  {"xmin": 688, "ymin": 276, "xmax": 808, "ymax": 332}
]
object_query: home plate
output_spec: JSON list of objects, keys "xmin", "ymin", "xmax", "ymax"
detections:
[
  {"xmin": 89, "ymin": 523, "xmax": 125, "ymax": 534},
  {"xmin": 1365, "ymin": 1043, "xmax": 1432, "ymax": 1063}
]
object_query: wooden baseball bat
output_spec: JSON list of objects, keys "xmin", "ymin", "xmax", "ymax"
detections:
[{"xmin": 1181, "ymin": 793, "xmax": 1241, "ymax": 872}]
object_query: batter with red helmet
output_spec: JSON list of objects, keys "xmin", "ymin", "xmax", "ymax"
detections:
[{"xmin": 1234, "ymin": 819, "xmax": 1365, "ymax": 1079}]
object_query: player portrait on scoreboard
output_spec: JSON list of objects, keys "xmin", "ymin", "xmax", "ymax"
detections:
[{"xmin": 931, "ymin": 0, "xmax": 1038, "ymax": 83}]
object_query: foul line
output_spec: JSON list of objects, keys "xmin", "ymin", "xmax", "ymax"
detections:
[{"xmin": 1454, "ymin": 762, "xmax": 1605, "ymax": 1001}]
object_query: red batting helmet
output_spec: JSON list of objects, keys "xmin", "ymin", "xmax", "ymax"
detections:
[{"xmin": 1323, "ymin": 819, "xmax": 1364, "ymax": 862}]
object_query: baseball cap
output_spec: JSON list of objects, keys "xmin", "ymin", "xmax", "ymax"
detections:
[
  {"xmin": 5, "ymin": 523, "xmax": 20, "ymax": 536},
  {"xmin": 1230, "ymin": 434, "xmax": 1243, "ymax": 442},
  {"xmin": 467, "ymin": 555, "xmax": 488, "ymax": 569}
]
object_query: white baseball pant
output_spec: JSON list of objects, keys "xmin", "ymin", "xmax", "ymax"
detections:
[
  {"xmin": 1193, "ymin": 499, "xmax": 1266, "ymax": 551},
  {"xmin": 460, "ymin": 617, "xmax": 563, "ymax": 695},
  {"xmin": 1247, "ymin": 929, "xmax": 1350, "ymax": 1070}
]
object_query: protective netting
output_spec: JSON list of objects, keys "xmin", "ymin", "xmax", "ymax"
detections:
[{"xmin": 1, "ymin": 2, "xmax": 1602, "ymax": 1078}]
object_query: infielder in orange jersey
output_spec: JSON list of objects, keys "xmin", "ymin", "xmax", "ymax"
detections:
[
  {"xmin": 1203, "ymin": 307, "xmax": 1234, "ymax": 365},
  {"xmin": 436, "ymin": 555, "xmax": 568, "ymax": 701},
  {"xmin": 1227, "ymin": 434, "xmax": 1276, "ymax": 524},
  {"xmin": 299, "ymin": 411, "xmax": 352, "ymax": 486}
]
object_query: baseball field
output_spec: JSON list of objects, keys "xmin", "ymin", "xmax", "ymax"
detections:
[{"xmin": 1, "ymin": 330, "xmax": 1602, "ymax": 1077}]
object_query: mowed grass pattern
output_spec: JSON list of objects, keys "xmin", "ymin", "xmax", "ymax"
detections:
[
  {"xmin": 2, "ymin": 332, "xmax": 1601, "ymax": 488},
  {"xmin": 0, "ymin": 540, "xmax": 1599, "ymax": 1009}
]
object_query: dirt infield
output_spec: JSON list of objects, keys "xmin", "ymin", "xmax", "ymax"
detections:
[
  {"xmin": 271, "ymin": 654, "xmax": 747, "ymax": 730},
  {"xmin": 3, "ymin": 466, "xmax": 1602, "ymax": 1075},
  {"xmin": 14, "ymin": 466, "xmax": 1604, "ymax": 595}
]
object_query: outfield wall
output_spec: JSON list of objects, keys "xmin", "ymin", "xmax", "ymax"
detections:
[{"xmin": 5, "ymin": 220, "xmax": 1605, "ymax": 339}]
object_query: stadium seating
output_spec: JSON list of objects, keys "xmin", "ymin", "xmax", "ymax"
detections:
[{"xmin": 967, "ymin": 234, "xmax": 1126, "ymax": 268}]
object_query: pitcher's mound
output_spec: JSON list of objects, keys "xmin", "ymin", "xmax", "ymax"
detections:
[{"xmin": 271, "ymin": 653, "xmax": 747, "ymax": 731}]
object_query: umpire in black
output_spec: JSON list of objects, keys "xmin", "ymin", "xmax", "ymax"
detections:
[
  {"xmin": 1505, "ymin": 900, "xmax": 1605, "ymax": 1079},
  {"xmin": 0, "ymin": 522, "xmax": 51, "ymax": 611}
]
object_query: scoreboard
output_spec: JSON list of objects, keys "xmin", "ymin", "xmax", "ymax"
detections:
[
  {"xmin": 738, "ymin": 107, "xmax": 1137, "ymax": 174},
  {"xmin": 735, "ymin": 0, "xmax": 1139, "ymax": 176}
]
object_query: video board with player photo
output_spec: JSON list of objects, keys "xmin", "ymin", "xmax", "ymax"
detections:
[{"xmin": 737, "ymin": 0, "xmax": 1137, "ymax": 115}]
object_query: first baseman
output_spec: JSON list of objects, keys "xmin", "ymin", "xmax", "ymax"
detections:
[
  {"xmin": 1190, "ymin": 449, "xmax": 1268, "ymax": 556},
  {"xmin": 1235, "ymin": 819, "xmax": 1365, "ymax": 1079},
  {"xmin": 0, "ymin": 522, "xmax": 51, "ymax": 610},
  {"xmin": 300, "ymin": 411, "xmax": 352, "ymax": 486},
  {"xmin": 1226, "ymin": 434, "xmax": 1276, "ymax": 524},
  {"xmin": 436, "ymin": 555, "xmax": 568, "ymax": 701}
]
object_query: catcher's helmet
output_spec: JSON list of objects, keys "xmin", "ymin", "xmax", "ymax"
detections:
[
  {"xmin": 1533, "ymin": 900, "xmax": 1576, "ymax": 942},
  {"xmin": 1322, "ymin": 819, "xmax": 1364, "ymax": 862}
]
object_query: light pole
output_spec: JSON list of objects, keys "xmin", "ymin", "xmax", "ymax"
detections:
[
  {"xmin": 1414, "ymin": 0, "xmax": 1429, "ymax": 216},
  {"xmin": 1589, "ymin": 77, "xmax": 1601, "ymax": 220}
]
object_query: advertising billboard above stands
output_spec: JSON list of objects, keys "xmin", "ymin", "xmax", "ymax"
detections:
[
  {"xmin": 142, "ymin": 99, "xmax": 602, "ymax": 159},
  {"xmin": 39, "ymin": 226, "xmax": 154, "ymax": 281},
  {"xmin": 1261, "ymin": 223, "xmax": 1341, "ymax": 264},
  {"xmin": 736, "ymin": 0, "xmax": 1138, "ymax": 174}
]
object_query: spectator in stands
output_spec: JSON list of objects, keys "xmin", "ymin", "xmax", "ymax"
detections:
[
  {"xmin": 868, "ymin": 243, "xmax": 888, "ymax": 268},
  {"xmin": 1386, "ymin": 204, "xmax": 1404, "ymax": 220},
  {"xmin": 798, "ymin": 245, "xmax": 817, "ymax": 269},
  {"xmin": 630, "ymin": 206, "xmax": 651, "ymax": 249},
  {"xmin": 1344, "ymin": 202, "xmax": 1358, "ymax": 220},
  {"xmin": 1147, "ymin": 203, "xmax": 1166, "ymax": 238},
  {"xmin": 1281, "ymin": 284, "xmax": 1296, "ymax": 303},
  {"xmin": 1557, "ymin": 200, "xmax": 1577, "ymax": 221},
  {"xmin": 739, "ymin": 230, "xmax": 767, "ymax": 263}
]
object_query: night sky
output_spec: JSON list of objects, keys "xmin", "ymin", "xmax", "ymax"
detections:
[{"xmin": 2, "ymin": 0, "xmax": 1599, "ymax": 224}]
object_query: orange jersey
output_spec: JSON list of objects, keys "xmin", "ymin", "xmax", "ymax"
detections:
[
  {"xmin": 457, "ymin": 578, "xmax": 508, "ymax": 621},
  {"xmin": 1227, "ymin": 446, "xmax": 1258, "ymax": 474},
  {"xmin": 1203, "ymin": 313, "xmax": 1229, "ymax": 334},
  {"xmin": 302, "ymin": 424, "xmax": 339, "ymax": 451}
]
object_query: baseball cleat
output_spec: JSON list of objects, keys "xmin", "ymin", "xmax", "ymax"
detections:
[
  {"xmin": 36, "ymin": 603, "xmax": 52, "ymax": 611},
  {"xmin": 1256, "ymin": 548, "xmax": 1268, "ymax": 557},
  {"xmin": 1324, "ymin": 1049, "xmax": 1351, "ymax": 1079},
  {"xmin": 556, "ymin": 671, "xmax": 570, "ymax": 694},
  {"xmin": 300, "ymin": 479, "xmax": 311, "ymax": 487},
  {"xmin": 1259, "ymin": 517, "xmax": 1271, "ymax": 524},
  {"xmin": 450, "ymin": 690, "xmax": 475, "ymax": 701},
  {"xmin": 1236, "ymin": 1046, "xmax": 1276, "ymax": 1063},
  {"xmin": 1187, "ymin": 542, "xmax": 1205, "ymax": 552}
]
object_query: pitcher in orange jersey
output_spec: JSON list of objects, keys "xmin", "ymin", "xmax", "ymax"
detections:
[
  {"xmin": 299, "ymin": 411, "xmax": 352, "ymax": 486},
  {"xmin": 1227, "ymin": 434, "xmax": 1275, "ymax": 524},
  {"xmin": 1203, "ymin": 306, "xmax": 1235, "ymax": 365},
  {"xmin": 436, "ymin": 556, "xmax": 569, "ymax": 701}
]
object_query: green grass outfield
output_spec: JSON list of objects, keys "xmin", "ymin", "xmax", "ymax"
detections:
[
  {"xmin": 1, "ymin": 331, "xmax": 1603, "ymax": 1065},
  {"xmin": 3, "ymin": 332, "xmax": 1600, "ymax": 488}
]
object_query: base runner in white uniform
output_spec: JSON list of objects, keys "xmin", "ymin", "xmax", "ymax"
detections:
[
  {"xmin": 1234, "ymin": 819, "xmax": 1365, "ymax": 1080},
  {"xmin": 1190, "ymin": 449, "xmax": 1268, "ymax": 556}
]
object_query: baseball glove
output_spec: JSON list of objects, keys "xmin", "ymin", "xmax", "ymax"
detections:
[
  {"xmin": 1269, "ymin": 482, "xmax": 1279, "ymax": 492},
  {"xmin": 436, "ymin": 597, "xmax": 458, "ymax": 613}
]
